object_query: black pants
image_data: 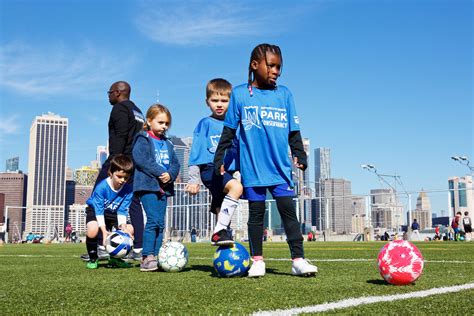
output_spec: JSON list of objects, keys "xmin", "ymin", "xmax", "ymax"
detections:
[
  {"xmin": 94, "ymin": 159, "xmax": 143, "ymax": 249},
  {"xmin": 248, "ymin": 196, "xmax": 304, "ymax": 259}
]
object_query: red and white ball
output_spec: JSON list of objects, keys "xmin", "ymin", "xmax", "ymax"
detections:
[{"xmin": 377, "ymin": 240, "xmax": 424, "ymax": 285}]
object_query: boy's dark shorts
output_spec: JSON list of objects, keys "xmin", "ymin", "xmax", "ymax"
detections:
[
  {"xmin": 85, "ymin": 206, "xmax": 119, "ymax": 231},
  {"xmin": 200, "ymin": 163, "xmax": 235, "ymax": 214},
  {"xmin": 465, "ymin": 225, "xmax": 472, "ymax": 233}
]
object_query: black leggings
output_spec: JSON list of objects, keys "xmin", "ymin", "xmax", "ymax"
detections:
[{"xmin": 248, "ymin": 196, "xmax": 304, "ymax": 259}]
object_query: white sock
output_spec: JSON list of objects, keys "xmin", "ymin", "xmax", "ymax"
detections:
[{"xmin": 213, "ymin": 196, "xmax": 239, "ymax": 233}]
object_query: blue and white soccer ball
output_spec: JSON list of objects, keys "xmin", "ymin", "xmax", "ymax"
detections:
[
  {"xmin": 158, "ymin": 241, "xmax": 189, "ymax": 272},
  {"xmin": 213, "ymin": 243, "xmax": 250, "ymax": 277},
  {"xmin": 105, "ymin": 230, "xmax": 133, "ymax": 258}
]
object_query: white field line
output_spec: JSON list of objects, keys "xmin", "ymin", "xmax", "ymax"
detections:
[
  {"xmin": 253, "ymin": 282, "xmax": 474, "ymax": 315},
  {"xmin": 0, "ymin": 254, "xmax": 472, "ymax": 264}
]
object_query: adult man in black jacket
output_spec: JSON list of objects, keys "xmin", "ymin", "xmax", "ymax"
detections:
[{"xmin": 81, "ymin": 81, "xmax": 145, "ymax": 262}]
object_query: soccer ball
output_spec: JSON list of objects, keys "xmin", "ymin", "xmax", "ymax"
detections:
[
  {"xmin": 158, "ymin": 242, "xmax": 188, "ymax": 272},
  {"xmin": 377, "ymin": 240, "xmax": 424, "ymax": 285},
  {"xmin": 105, "ymin": 230, "xmax": 133, "ymax": 258},
  {"xmin": 213, "ymin": 243, "xmax": 250, "ymax": 277}
]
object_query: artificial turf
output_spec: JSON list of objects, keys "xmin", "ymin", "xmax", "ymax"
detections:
[{"xmin": 0, "ymin": 241, "xmax": 472, "ymax": 314}]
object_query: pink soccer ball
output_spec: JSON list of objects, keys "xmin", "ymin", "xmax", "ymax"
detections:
[{"xmin": 377, "ymin": 240, "xmax": 424, "ymax": 285}]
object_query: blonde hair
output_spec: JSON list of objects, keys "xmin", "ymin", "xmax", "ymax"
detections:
[
  {"xmin": 206, "ymin": 78, "xmax": 232, "ymax": 99},
  {"xmin": 144, "ymin": 103, "xmax": 172, "ymax": 131}
]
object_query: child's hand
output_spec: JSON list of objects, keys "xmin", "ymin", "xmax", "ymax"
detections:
[
  {"xmin": 185, "ymin": 183, "xmax": 200, "ymax": 195},
  {"xmin": 219, "ymin": 165, "xmax": 225, "ymax": 176},
  {"xmin": 159, "ymin": 172, "xmax": 171, "ymax": 183},
  {"xmin": 101, "ymin": 228, "xmax": 111, "ymax": 247}
]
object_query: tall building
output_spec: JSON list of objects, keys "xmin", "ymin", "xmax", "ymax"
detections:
[
  {"xmin": 412, "ymin": 190, "xmax": 432, "ymax": 230},
  {"xmin": 0, "ymin": 172, "xmax": 27, "ymax": 242},
  {"xmin": 315, "ymin": 178, "xmax": 353, "ymax": 233},
  {"xmin": 448, "ymin": 176, "xmax": 473, "ymax": 217},
  {"xmin": 96, "ymin": 145, "xmax": 108, "ymax": 168},
  {"xmin": 6, "ymin": 157, "xmax": 19, "ymax": 172},
  {"xmin": 370, "ymin": 188, "xmax": 404, "ymax": 231},
  {"xmin": 314, "ymin": 148, "xmax": 331, "ymax": 180},
  {"xmin": 26, "ymin": 113, "xmax": 68, "ymax": 239},
  {"xmin": 169, "ymin": 136, "xmax": 190, "ymax": 183}
]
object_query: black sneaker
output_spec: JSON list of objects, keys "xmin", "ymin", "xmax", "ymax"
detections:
[{"xmin": 211, "ymin": 229, "xmax": 234, "ymax": 246}]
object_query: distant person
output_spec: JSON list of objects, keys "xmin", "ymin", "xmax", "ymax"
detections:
[
  {"xmin": 185, "ymin": 78, "xmax": 242, "ymax": 246},
  {"xmin": 64, "ymin": 223, "xmax": 72, "ymax": 243},
  {"xmin": 411, "ymin": 219, "xmax": 420, "ymax": 241},
  {"xmin": 85, "ymin": 155, "xmax": 135, "ymax": 269},
  {"xmin": 132, "ymin": 104, "xmax": 180, "ymax": 272},
  {"xmin": 0, "ymin": 222, "xmax": 5, "ymax": 244},
  {"xmin": 81, "ymin": 81, "xmax": 145, "ymax": 262},
  {"xmin": 462, "ymin": 211, "xmax": 472, "ymax": 241},
  {"xmin": 307, "ymin": 231, "xmax": 313, "ymax": 242},
  {"xmin": 213, "ymin": 43, "xmax": 317, "ymax": 277},
  {"xmin": 190, "ymin": 227, "xmax": 197, "ymax": 243},
  {"xmin": 452, "ymin": 212, "xmax": 462, "ymax": 241}
]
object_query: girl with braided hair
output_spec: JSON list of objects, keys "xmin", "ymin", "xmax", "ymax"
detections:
[{"xmin": 214, "ymin": 43, "xmax": 317, "ymax": 277}]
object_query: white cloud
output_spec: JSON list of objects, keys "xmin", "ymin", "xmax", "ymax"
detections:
[
  {"xmin": 135, "ymin": 1, "xmax": 272, "ymax": 46},
  {"xmin": 0, "ymin": 114, "xmax": 20, "ymax": 134},
  {"xmin": 0, "ymin": 41, "xmax": 134, "ymax": 96}
]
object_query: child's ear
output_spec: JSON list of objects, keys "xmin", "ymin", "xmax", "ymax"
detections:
[{"xmin": 251, "ymin": 60, "xmax": 259, "ymax": 70}]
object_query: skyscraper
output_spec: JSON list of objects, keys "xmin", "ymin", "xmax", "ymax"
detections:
[
  {"xmin": 314, "ymin": 148, "xmax": 331, "ymax": 180},
  {"xmin": 26, "ymin": 113, "xmax": 68, "ymax": 239},
  {"xmin": 96, "ymin": 145, "xmax": 108, "ymax": 168},
  {"xmin": 413, "ymin": 190, "xmax": 432, "ymax": 229},
  {"xmin": 448, "ymin": 176, "xmax": 473, "ymax": 217},
  {"xmin": 6, "ymin": 157, "xmax": 19, "ymax": 172},
  {"xmin": 370, "ymin": 188, "xmax": 404, "ymax": 231}
]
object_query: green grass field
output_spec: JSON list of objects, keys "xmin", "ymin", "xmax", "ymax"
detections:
[{"xmin": 0, "ymin": 241, "xmax": 473, "ymax": 314}]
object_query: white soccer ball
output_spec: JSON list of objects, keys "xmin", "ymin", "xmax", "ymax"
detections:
[
  {"xmin": 158, "ymin": 241, "xmax": 188, "ymax": 272},
  {"xmin": 105, "ymin": 230, "xmax": 133, "ymax": 258}
]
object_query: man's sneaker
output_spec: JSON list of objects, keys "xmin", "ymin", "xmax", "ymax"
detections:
[
  {"xmin": 80, "ymin": 247, "xmax": 109, "ymax": 262},
  {"xmin": 140, "ymin": 255, "xmax": 158, "ymax": 272},
  {"xmin": 86, "ymin": 260, "xmax": 98, "ymax": 269},
  {"xmin": 124, "ymin": 249, "xmax": 142, "ymax": 262},
  {"xmin": 248, "ymin": 260, "xmax": 266, "ymax": 278},
  {"xmin": 107, "ymin": 257, "xmax": 132, "ymax": 268},
  {"xmin": 291, "ymin": 259, "xmax": 318, "ymax": 277},
  {"xmin": 211, "ymin": 229, "xmax": 234, "ymax": 246}
]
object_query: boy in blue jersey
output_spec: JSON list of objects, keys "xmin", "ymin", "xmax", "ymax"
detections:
[
  {"xmin": 214, "ymin": 44, "xmax": 317, "ymax": 277},
  {"xmin": 185, "ymin": 79, "xmax": 243, "ymax": 246},
  {"xmin": 85, "ymin": 154, "xmax": 135, "ymax": 269}
]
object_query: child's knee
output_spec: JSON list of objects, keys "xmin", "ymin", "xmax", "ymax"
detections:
[
  {"xmin": 225, "ymin": 179, "xmax": 243, "ymax": 198},
  {"xmin": 86, "ymin": 222, "xmax": 99, "ymax": 238}
]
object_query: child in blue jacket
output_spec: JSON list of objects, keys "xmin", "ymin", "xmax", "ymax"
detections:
[{"xmin": 132, "ymin": 104, "xmax": 180, "ymax": 272}]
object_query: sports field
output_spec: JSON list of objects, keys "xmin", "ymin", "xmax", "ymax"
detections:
[{"xmin": 0, "ymin": 241, "xmax": 473, "ymax": 314}]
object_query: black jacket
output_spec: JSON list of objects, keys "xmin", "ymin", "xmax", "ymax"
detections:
[{"xmin": 108, "ymin": 100, "xmax": 145, "ymax": 158}]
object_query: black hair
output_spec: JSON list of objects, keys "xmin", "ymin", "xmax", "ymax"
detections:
[{"xmin": 247, "ymin": 43, "xmax": 283, "ymax": 93}]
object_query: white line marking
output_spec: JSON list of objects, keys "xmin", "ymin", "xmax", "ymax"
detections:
[
  {"xmin": 253, "ymin": 282, "xmax": 474, "ymax": 315},
  {"xmin": 0, "ymin": 255, "xmax": 472, "ymax": 264}
]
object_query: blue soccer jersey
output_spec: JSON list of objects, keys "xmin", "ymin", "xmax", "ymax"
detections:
[
  {"xmin": 86, "ymin": 177, "xmax": 133, "ymax": 227},
  {"xmin": 224, "ymin": 84, "xmax": 300, "ymax": 187},
  {"xmin": 151, "ymin": 136, "xmax": 171, "ymax": 170},
  {"xmin": 188, "ymin": 116, "xmax": 238, "ymax": 170}
]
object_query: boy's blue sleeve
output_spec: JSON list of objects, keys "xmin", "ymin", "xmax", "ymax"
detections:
[
  {"xmin": 90, "ymin": 185, "xmax": 106, "ymax": 227},
  {"xmin": 224, "ymin": 91, "xmax": 240, "ymax": 129},
  {"xmin": 132, "ymin": 136, "xmax": 167, "ymax": 178},
  {"xmin": 117, "ymin": 188, "xmax": 133, "ymax": 217},
  {"xmin": 188, "ymin": 119, "xmax": 206, "ymax": 165}
]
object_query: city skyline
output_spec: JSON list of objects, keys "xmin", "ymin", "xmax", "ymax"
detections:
[{"xmin": 0, "ymin": 1, "xmax": 472, "ymax": 214}]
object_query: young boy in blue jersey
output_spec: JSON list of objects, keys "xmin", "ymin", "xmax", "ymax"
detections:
[
  {"xmin": 214, "ymin": 44, "xmax": 318, "ymax": 277},
  {"xmin": 185, "ymin": 78, "xmax": 243, "ymax": 245},
  {"xmin": 85, "ymin": 154, "xmax": 135, "ymax": 269}
]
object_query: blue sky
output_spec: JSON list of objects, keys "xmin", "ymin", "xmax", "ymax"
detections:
[{"xmin": 0, "ymin": 0, "xmax": 472, "ymax": 215}]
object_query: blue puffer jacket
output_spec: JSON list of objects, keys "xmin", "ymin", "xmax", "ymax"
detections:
[{"xmin": 132, "ymin": 131, "xmax": 180, "ymax": 195}]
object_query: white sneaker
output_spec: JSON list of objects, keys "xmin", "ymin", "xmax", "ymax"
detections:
[
  {"xmin": 292, "ymin": 259, "xmax": 318, "ymax": 276},
  {"xmin": 248, "ymin": 260, "xmax": 266, "ymax": 278}
]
